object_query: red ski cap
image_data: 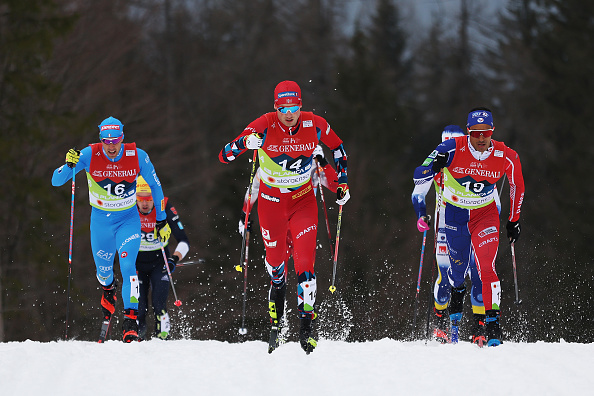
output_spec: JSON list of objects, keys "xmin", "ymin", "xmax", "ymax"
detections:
[{"xmin": 274, "ymin": 80, "xmax": 302, "ymax": 106}]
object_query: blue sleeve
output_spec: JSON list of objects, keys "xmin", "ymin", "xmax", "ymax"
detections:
[
  {"xmin": 51, "ymin": 146, "xmax": 92, "ymax": 186},
  {"xmin": 137, "ymin": 148, "xmax": 166, "ymax": 221},
  {"xmin": 411, "ymin": 140, "xmax": 456, "ymax": 218}
]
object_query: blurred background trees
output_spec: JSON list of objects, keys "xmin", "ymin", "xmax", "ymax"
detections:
[{"xmin": 1, "ymin": 0, "xmax": 592, "ymax": 343}]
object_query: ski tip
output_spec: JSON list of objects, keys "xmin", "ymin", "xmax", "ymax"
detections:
[
  {"xmin": 329, "ymin": 285, "xmax": 337, "ymax": 293},
  {"xmin": 174, "ymin": 300, "xmax": 182, "ymax": 307}
]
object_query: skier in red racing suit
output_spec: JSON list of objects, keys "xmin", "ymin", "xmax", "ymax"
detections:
[
  {"xmin": 219, "ymin": 81, "xmax": 349, "ymax": 354},
  {"xmin": 413, "ymin": 107, "xmax": 525, "ymax": 347}
]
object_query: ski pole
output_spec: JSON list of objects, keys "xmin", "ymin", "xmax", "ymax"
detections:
[
  {"xmin": 314, "ymin": 158, "xmax": 334, "ymax": 252},
  {"xmin": 238, "ymin": 228, "xmax": 250, "ymax": 335},
  {"xmin": 499, "ymin": 174, "xmax": 506, "ymax": 200},
  {"xmin": 510, "ymin": 242, "xmax": 522, "ymax": 305},
  {"xmin": 328, "ymin": 204, "xmax": 343, "ymax": 293},
  {"xmin": 160, "ymin": 242, "xmax": 182, "ymax": 307},
  {"xmin": 235, "ymin": 149, "xmax": 258, "ymax": 272},
  {"xmin": 65, "ymin": 167, "xmax": 76, "ymax": 340},
  {"xmin": 176, "ymin": 258, "xmax": 206, "ymax": 267},
  {"xmin": 411, "ymin": 229, "xmax": 427, "ymax": 338},
  {"xmin": 236, "ymin": 149, "xmax": 258, "ymax": 335},
  {"xmin": 424, "ymin": 172, "xmax": 444, "ymax": 341}
]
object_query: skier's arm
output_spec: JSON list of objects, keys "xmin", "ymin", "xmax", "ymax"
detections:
[
  {"xmin": 411, "ymin": 140, "xmax": 455, "ymax": 218},
  {"xmin": 219, "ymin": 116, "xmax": 268, "ymax": 164},
  {"xmin": 137, "ymin": 149, "xmax": 166, "ymax": 221},
  {"xmin": 166, "ymin": 201, "xmax": 190, "ymax": 261},
  {"xmin": 51, "ymin": 146, "xmax": 92, "ymax": 186},
  {"xmin": 504, "ymin": 147, "xmax": 525, "ymax": 222}
]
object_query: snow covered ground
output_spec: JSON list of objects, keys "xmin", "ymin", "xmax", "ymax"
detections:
[{"xmin": 1, "ymin": 338, "xmax": 591, "ymax": 395}]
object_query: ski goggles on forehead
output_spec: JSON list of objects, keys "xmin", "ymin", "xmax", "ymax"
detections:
[
  {"xmin": 277, "ymin": 105, "xmax": 300, "ymax": 114},
  {"xmin": 468, "ymin": 128, "xmax": 494, "ymax": 138},
  {"xmin": 101, "ymin": 136, "xmax": 123, "ymax": 145},
  {"xmin": 136, "ymin": 195, "xmax": 153, "ymax": 202}
]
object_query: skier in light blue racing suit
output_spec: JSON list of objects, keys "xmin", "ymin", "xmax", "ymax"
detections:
[{"xmin": 52, "ymin": 116, "xmax": 170, "ymax": 342}]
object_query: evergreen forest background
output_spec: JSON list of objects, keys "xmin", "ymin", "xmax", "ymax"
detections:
[{"xmin": 1, "ymin": 0, "xmax": 592, "ymax": 343}]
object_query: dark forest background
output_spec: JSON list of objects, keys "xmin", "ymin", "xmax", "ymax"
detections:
[{"xmin": 1, "ymin": 0, "xmax": 592, "ymax": 343}]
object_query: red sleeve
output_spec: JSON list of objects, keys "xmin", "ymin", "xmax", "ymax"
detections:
[
  {"xmin": 504, "ymin": 146, "xmax": 525, "ymax": 222},
  {"xmin": 314, "ymin": 114, "xmax": 343, "ymax": 149},
  {"xmin": 218, "ymin": 115, "xmax": 269, "ymax": 163}
]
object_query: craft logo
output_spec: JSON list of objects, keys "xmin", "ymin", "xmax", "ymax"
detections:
[{"xmin": 295, "ymin": 225, "xmax": 316, "ymax": 240}]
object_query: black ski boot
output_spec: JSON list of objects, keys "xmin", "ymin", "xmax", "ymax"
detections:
[
  {"xmin": 267, "ymin": 283, "xmax": 286, "ymax": 354},
  {"xmin": 486, "ymin": 310, "xmax": 502, "ymax": 347},
  {"xmin": 299, "ymin": 315, "xmax": 317, "ymax": 354},
  {"xmin": 433, "ymin": 307, "xmax": 449, "ymax": 344},
  {"xmin": 122, "ymin": 309, "xmax": 139, "ymax": 343},
  {"xmin": 98, "ymin": 281, "xmax": 117, "ymax": 342},
  {"xmin": 448, "ymin": 285, "xmax": 466, "ymax": 344},
  {"xmin": 471, "ymin": 313, "xmax": 487, "ymax": 347},
  {"xmin": 100, "ymin": 281, "xmax": 117, "ymax": 319}
]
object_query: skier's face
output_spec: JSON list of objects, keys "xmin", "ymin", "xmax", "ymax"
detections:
[
  {"xmin": 275, "ymin": 105, "xmax": 301, "ymax": 128},
  {"xmin": 137, "ymin": 193, "xmax": 154, "ymax": 214},
  {"xmin": 468, "ymin": 124, "xmax": 493, "ymax": 153},
  {"xmin": 101, "ymin": 139, "xmax": 122, "ymax": 160}
]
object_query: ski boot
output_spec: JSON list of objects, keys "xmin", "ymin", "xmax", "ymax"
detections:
[
  {"xmin": 267, "ymin": 283, "xmax": 286, "ymax": 354},
  {"xmin": 433, "ymin": 307, "xmax": 449, "ymax": 344},
  {"xmin": 471, "ymin": 313, "xmax": 487, "ymax": 347},
  {"xmin": 299, "ymin": 314, "xmax": 317, "ymax": 354},
  {"xmin": 98, "ymin": 281, "xmax": 117, "ymax": 342},
  {"xmin": 448, "ymin": 285, "xmax": 466, "ymax": 344},
  {"xmin": 156, "ymin": 310, "xmax": 171, "ymax": 340},
  {"xmin": 485, "ymin": 310, "xmax": 502, "ymax": 347},
  {"xmin": 122, "ymin": 309, "xmax": 139, "ymax": 343}
]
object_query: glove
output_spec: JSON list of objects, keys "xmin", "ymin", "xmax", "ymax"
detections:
[
  {"xmin": 431, "ymin": 152, "xmax": 449, "ymax": 173},
  {"xmin": 163, "ymin": 255, "xmax": 179, "ymax": 274},
  {"xmin": 417, "ymin": 215, "xmax": 431, "ymax": 232},
  {"xmin": 336, "ymin": 183, "xmax": 350, "ymax": 205},
  {"xmin": 244, "ymin": 133, "xmax": 263, "ymax": 150},
  {"xmin": 238, "ymin": 211, "xmax": 252, "ymax": 237},
  {"xmin": 312, "ymin": 145, "xmax": 324, "ymax": 159},
  {"xmin": 313, "ymin": 145, "xmax": 328, "ymax": 167},
  {"xmin": 506, "ymin": 220, "xmax": 521, "ymax": 243},
  {"xmin": 155, "ymin": 219, "xmax": 171, "ymax": 243},
  {"xmin": 65, "ymin": 148, "xmax": 81, "ymax": 169}
]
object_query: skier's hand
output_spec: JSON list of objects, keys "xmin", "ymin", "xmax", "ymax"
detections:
[
  {"xmin": 164, "ymin": 255, "xmax": 179, "ymax": 274},
  {"xmin": 417, "ymin": 215, "xmax": 431, "ymax": 232},
  {"xmin": 238, "ymin": 211, "xmax": 252, "ymax": 237},
  {"xmin": 65, "ymin": 148, "xmax": 81, "ymax": 168},
  {"xmin": 155, "ymin": 219, "xmax": 171, "ymax": 243},
  {"xmin": 431, "ymin": 152, "xmax": 449, "ymax": 173},
  {"xmin": 336, "ymin": 183, "xmax": 350, "ymax": 205},
  {"xmin": 244, "ymin": 133, "xmax": 263, "ymax": 150},
  {"xmin": 313, "ymin": 145, "xmax": 328, "ymax": 167},
  {"xmin": 506, "ymin": 220, "xmax": 521, "ymax": 243}
]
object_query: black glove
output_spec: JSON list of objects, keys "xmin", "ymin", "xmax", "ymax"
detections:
[
  {"xmin": 164, "ymin": 255, "xmax": 179, "ymax": 274},
  {"xmin": 238, "ymin": 211, "xmax": 252, "ymax": 237},
  {"xmin": 506, "ymin": 220, "xmax": 521, "ymax": 243},
  {"xmin": 155, "ymin": 219, "xmax": 171, "ymax": 243},
  {"xmin": 65, "ymin": 148, "xmax": 81, "ymax": 169},
  {"xmin": 431, "ymin": 152, "xmax": 449, "ymax": 173}
]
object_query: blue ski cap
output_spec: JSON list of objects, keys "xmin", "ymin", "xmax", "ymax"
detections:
[
  {"xmin": 441, "ymin": 125, "xmax": 464, "ymax": 142},
  {"xmin": 98, "ymin": 116, "xmax": 124, "ymax": 140},
  {"xmin": 467, "ymin": 109, "xmax": 493, "ymax": 128}
]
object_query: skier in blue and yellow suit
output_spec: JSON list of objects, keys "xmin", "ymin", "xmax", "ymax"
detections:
[{"xmin": 52, "ymin": 116, "xmax": 171, "ymax": 342}]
